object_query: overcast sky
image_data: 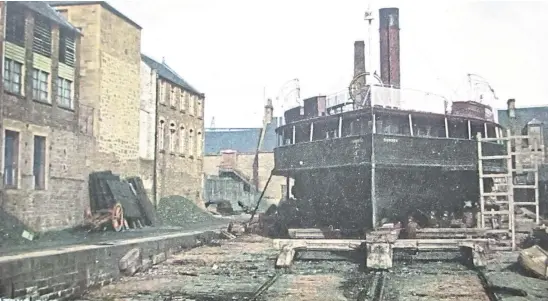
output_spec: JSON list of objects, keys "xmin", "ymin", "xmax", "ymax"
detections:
[{"xmin": 110, "ymin": 0, "xmax": 548, "ymax": 128}]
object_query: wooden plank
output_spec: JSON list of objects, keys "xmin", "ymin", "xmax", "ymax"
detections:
[
  {"xmin": 273, "ymin": 238, "xmax": 492, "ymax": 252},
  {"xmin": 416, "ymin": 228, "xmax": 486, "ymax": 234},
  {"xmin": 272, "ymin": 239, "xmax": 365, "ymax": 251}
]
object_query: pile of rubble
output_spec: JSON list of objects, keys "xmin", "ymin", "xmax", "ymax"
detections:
[{"xmin": 157, "ymin": 195, "xmax": 223, "ymax": 228}]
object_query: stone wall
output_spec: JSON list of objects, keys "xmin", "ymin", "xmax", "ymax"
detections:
[
  {"xmin": 53, "ymin": 3, "xmax": 142, "ymax": 177},
  {"xmin": 204, "ymin": 152, "xmax": 292, "ymax": 204},
  {"xmin": 139, "ymin": 61, "xmax": 156, "ymax": 161},
  {"xmin": 0, "ymin": 2, "xmax": 92, "ymax": 231},
  {"xmin": 155, "ymin": 80, "xmax": 205, "ymax": 205},
  {"xmin": 0, "ymin": 230, "xmax": 219, "ymax": 300},
  {"xmin": 1, "ymin": 119, "xmax": 93, "ymax": 231},
  {"xmin": 139, "ymin": 58, "xmax": 205, "ymax": 206}
]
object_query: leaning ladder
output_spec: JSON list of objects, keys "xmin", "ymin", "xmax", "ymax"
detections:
[{"xmin": 477, "ymin": 130, "xmax": 541, "ymax": 251}]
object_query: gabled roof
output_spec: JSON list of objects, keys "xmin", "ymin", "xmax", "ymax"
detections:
[
  {"xmin": 47, "ymin": 1, "xmax": 141, "ymax": 29},
  {"xmin": 141, "ymin": 54, "xmax": 202, "ymax": 96},
  {"xmin": 204, "ymin": 122, "xmax": 279, "ymax": 155},
  {"xmin": 497, "ymin": 106, "xmax": 548, "ymax": 146},
  {"xmin": 18, "ymin": 2, "xmax": 80, "ymax": 34},
  {"xmin": 497, "ymin": 106, "xmax": 548, "ymax": 129}
]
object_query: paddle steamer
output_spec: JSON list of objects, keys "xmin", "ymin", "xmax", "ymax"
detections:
[{"xmin": 271, "ymin": 7, "xmax": 506, "ymax": 230}]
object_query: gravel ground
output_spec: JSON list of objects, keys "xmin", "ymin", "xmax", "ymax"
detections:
[{"xmin": 0, "ymin": 197, "xmax": 240, "ymax": 256}]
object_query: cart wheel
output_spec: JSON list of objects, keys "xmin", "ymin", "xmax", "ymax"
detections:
[{"xmin": 112, "ymin": 203, "xmax": 124, "ymax": 232}]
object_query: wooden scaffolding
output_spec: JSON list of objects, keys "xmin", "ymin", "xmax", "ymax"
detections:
[{"xmin": 477, "ymin": 129, "xmax": 544, "ymax": 250}]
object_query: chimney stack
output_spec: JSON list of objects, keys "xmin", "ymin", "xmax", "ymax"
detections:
[
  {"xmin": 354, "ymin": 41, "xmax": 366, "ymax": 82},
  {"xmin": 507, "ymin": 98, "xmax": 516, "ymax": 119},
  {"xmin": 379, "ymin": 7, "xmax": 400, "ymax": 88},
  {"xmin": 264, "ymin": 98, "xmax": 274, "ymax": 125},
  {"xmin": 353, "ymin": 41, "xmax": 367, "ymax": 108}
]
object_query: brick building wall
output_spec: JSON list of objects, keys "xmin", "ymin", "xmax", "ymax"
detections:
[
  {"xmin": 0, "ymin": 2, "xmax": 93, "ymax": 231},
  {"xmin": 52, "ymin": 2, "xmax": 142, "ymax": 177},
  {"xmin": 203, "ymin": 152, "xmax": 292, "ymax": 205},
  {"xmin": 140, "ymin": 56, "xmax": 205, "ymax": 207}
]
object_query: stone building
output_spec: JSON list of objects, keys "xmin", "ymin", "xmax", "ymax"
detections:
[
  {"xmin": 50, "ymin": 1, "xmax": 142, "ymax": 176},
  {"xmin": 140, "ymin": 55, "xmax": 205, "ymax": 206},
  {"xmin": 203, "ymin": 117, "xmax": 293, "ymax": 206},
  {"xmin": 0, "ymin": 1, "xmax": 92, "ymax": 230}
]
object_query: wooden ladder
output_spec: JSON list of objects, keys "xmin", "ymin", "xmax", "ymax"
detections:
[{"xmin": 477, "ymin": 129, "xmax": 542, "ymax": 251}]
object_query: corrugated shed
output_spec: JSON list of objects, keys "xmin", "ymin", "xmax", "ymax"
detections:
[
  {"xmin": 204, "ymin": 122, "xmax": 278, "ymax": 155},
  {"xmin": 141, "ymin": 54, "xmax": 202, "ymax": 95}
]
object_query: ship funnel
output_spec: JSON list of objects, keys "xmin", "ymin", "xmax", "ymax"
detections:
[
  {"xmin": 379, "ymin": 7, "xmax": 400, "ymax": 88},
  {"xmin": 354, "ymin": 41, "xmax": 366, "ymax": 82}
]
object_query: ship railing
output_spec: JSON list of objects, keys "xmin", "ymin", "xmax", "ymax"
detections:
[{"xmin": 324, "ymin": 84, "xmax": 449, "ymax": 115}]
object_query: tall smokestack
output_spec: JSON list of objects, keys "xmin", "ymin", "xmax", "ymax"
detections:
[
  {"xmin": 353, "ymin": 41, "xmax": 367, "ymax": 107},
  {"xmin": 354, "ymin": 41, "xmax": 366, "ymax": 81},
  {"xmin": 379, "ymin": 7, "xmax": 400, "ymax": 88}
]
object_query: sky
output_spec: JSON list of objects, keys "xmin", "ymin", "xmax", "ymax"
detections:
[{"xmin": 110, "ymin": 0, "xmax": 548, "ymax": 128}]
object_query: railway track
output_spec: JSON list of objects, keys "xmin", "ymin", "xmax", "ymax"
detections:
[
  {"xmin": 249, "ymin": 259, "xmax": 514, "ymax": 301},
  {"xmin": 357, "ymin": 271, "xmax": 387, "ymax": 301},
  {"xmin": 251, "ymin": 270, "xmax": 283, "ymax": 300}
]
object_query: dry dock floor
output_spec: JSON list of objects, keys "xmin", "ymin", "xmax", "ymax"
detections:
[{"xmin": 79, "ymin": 235, "xmax": 548, "ymax": 301}]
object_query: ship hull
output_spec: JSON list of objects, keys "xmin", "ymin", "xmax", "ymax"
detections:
[{"xmin": 273, "ymin": 133, "xmax": 506, "ymax": 231}]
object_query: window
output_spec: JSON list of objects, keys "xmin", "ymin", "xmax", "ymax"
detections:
[
  {"xmin": 159, "ymin": 81, "xmax": 166, "ymax": 104},
  {"xmin": 184, "ymin": 93, "xmax": 190, "ymax": 112},
  {"xmin": 32, "ymin": 69, "xmax": 50, "ymax": 102},
  {"xmin": 170, "ymin": 87, "xmax": 176, "ymax": 107},
  {"xmin": 158, "ymin": 120, "xmax": 165, "ymax": 150},
  {"xmin": 197, "ymin": 100, "xmax": 203, "ymax": 118},
  {"xmin": 6, "ymin": 3, "xmax": 25, "ymax": 47},
  {"xmin": 189, "ymin": 95, "xmax": 195, "ymax": 115},
  {"xmin": 4, "ymin": 130, "xmax": 19, "ymax": 188},
  {"xmin": 179, "ymin": 90, "xmax": 186, "ymax": 111},
  {"xmin": 57, "ymin": 77, "xmax": 73, "ymax": 109},
  {"xmin": 179, "ymin": 126, "xmax": 185, "ymax": 153},
  {"xmin": 168, "ymin": 122, "xmax": 176, "ymax": 152},
  {"xmin": 188, "ymin": 129, "xmax": 194, "ymax": 156},
  {"xmin": 33, "ymin": 16, "xmax": 52, "ymax": 57},
  {"xmin": 33, "ymin": 136, "xmax": 46, "ymax": 190},
  {"xmin": 59, "ymin": 28, "xmax": 76, "ymax": 67},
  {"xmin": 4, "ymin": 59, "xmax": 23, "ymax": 95}
]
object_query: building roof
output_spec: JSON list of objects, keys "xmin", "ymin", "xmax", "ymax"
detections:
[
  {"xmin": 47, "ymin": 1, "xmax": 141, "ymax": 30},
  {"xmin": 498, "ymin": 106, "xmax": 548, "ymax": 146},
  {"xmin": 497, "ymin": 106, "xmax": 548, "ymax": 130},
  {"xmin": 204, "ymin": 122, "xmax": 279, "ymax": 155},
  {"xmin": 141, "ymin": 54, "xmax": 203, "ymax": 96},
  {"xmin": 18, "ymin": 2, "xmax": 80, "ymax": 33}
]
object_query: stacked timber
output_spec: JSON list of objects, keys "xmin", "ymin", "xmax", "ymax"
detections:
[
  {"xmin": 86, "ymin": 171, "xmax": 156, "ymax": 231},
  {"xmin": 127, "ymin": 177, "xmax": 157, "ymax": 226}
]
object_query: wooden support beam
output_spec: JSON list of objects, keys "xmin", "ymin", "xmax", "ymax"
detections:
[{"xmin": 272, "ymin": 239, "xmax": 365, "ymax": 251}]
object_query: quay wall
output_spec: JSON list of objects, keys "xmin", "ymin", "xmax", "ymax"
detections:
[{"xmin": 0, "ymin": 230, "xmax": 220, "ymax": 300}]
